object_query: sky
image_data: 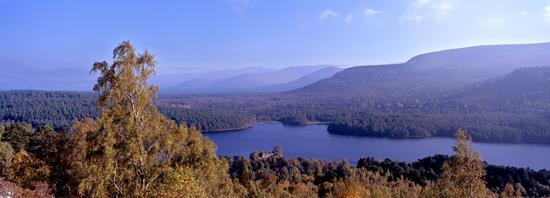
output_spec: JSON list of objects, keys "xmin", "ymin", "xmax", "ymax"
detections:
[{"xmin": 2, "ymin": 0, "xmax": 550, "ymax": 74}]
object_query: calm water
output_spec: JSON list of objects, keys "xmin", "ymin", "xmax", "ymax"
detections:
[{"xmin": 206, "ymin": 122, "xmax": 550, "ymax": 170}]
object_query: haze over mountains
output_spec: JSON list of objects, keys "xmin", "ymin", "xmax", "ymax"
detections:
[
  {"xmin": 151, "ymin": 66, "xmax": 275, "ymax": 88},
  {"xmin": 2, "ymin": 42, "xmax": 550, "ymax": 97},
  {"xmin": 0, "ymin": 67, "xmax": 95, "ymax": 90},
  {"xmin": 164, "ymin": 65, "xmax": 343, "ymax": 94},
  {"xmin": 296, "ymin": 42, "xmax": 550, "ymax": 98},
  {"xmin": 449, "ymin": 66, "xmax": 550, "ymax": 110},
  {"xmin": 0, "ymin": 64, "xmax": 343, "ymax": 93}
]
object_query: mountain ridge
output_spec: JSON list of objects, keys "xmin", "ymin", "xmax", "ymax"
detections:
[
  {"xmin": 166, "ymin": 65, "xmax": 343, "ymax": 94},
  {"xmin": 294, "ymin": 42, "xmax": 550, "ymax": 98}
]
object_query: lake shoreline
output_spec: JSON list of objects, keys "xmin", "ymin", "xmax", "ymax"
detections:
[
  {"xmin": 202, "ymin": 124, "xmax": 254, "ymax": 133},
  {"xmin": 203, "ymin": 120, "xmax": 329, "ymax": 133},
  {"xmin": 206, "ymin": 121, "xmax": 550, "ymax": 146},
  {"xmin": 206, "ymin": 122, "xmax": 550, "ymax": 170}
]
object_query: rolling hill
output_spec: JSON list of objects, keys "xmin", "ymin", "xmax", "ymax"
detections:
[
  {"xmin": 151, "ymin": 66, "xmax": 274, "ymax": 88},
  {"xmin": 295, "ymin": 42, "xmax": 550, "ymax": 98},
  {"xmin": 448, "ymin": 66, "xmax": 550, "ymax": 111},
  {"xmin": 0, "ymin": 73, "xmax": 38, "ymax": 90},
  {"xmin": 259, "ymin": 66, "xmax": 342, "ymax": 92},
  {"xmin": 166, "ymin": 65, "xmax": 342, "ymax": 93},
  {"xmin": 0, "ymin": 68, "xmax": 96, "ymax": 91}
]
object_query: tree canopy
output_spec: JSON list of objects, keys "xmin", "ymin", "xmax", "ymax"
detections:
[
  {"xmin": 73, "ymin": 41, "xmax": 234, "ymax": 197},
  {"xmin": 427, "ymin": 129, "xmax": 496, "ymax": 197}
]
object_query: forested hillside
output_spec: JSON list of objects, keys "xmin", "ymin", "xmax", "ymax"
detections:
[
  {"xmin": 3, "ymin": 82, "xmax": 550, "ymax": 144},
  {"xmin": 0, "ymin": 91, "xmax": 97, "ymax": 127},
  {"xmin": 324, "ymin": 66, "xmax": 550, "ymax": 143},
  {"xmin": 449, "ymin": 66, "xmax": 550, "ymax": 111},
  {"xmin": 0, "ymin": 91, "xmax": 252, "ymax": 132},
  {"xmin": 297, "ymin": 42, "xmax": 550, "ymax": 97}
]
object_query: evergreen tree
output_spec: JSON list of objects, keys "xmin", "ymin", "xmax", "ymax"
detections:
[{"xmin": 73, "ymin": 41, "xmax": 234, "ymax": 197}]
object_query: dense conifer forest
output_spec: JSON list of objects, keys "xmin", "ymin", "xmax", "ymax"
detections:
[
  {"xmin": 3, "ymin": 89, "xmax": 550, "ymax": 144},
  {"xmin": 0, "ymin": 91, "xmax": 253, "ymax": 132}
]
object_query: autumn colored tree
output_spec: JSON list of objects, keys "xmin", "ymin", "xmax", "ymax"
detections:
[
  {"xmin": 73, "ymin": 41, "xmax": 234, "ymax": 197},
  {"xmin": 427, "ymin": 129, "xmax": 495, "ymax": 198},
  {"xmin": 2, "ymin": 123, "xmax": 33, "ymax": 152},
  {"xmin": 23, "ymin": 124, "xmax": 76, "ymax": 197},
  {"xmin": 500, "ymin": 183, "xmax": 525, "ymax": 198},
  {"xmin": 26, "ymin": 125, "xmax": 58, "ymax": 163},
  {"xmin": 0, "ymin": 142, "xmax": 12, "ymax": 176},
  {"xmin": 6, "ymin": 150, "xmax": 50, "ymax": 189},
  {"xmin": 0, "ymin": 124, "xmax": 14, "ymax": 176},
  {"xmin": 0, "ymin": 124, "xmax": 52, "ymax": 196}
]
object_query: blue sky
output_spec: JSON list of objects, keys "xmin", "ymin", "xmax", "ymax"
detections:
[{"xmin": 2, "ymin": 0, "xmax": 550, "ymax": 74}]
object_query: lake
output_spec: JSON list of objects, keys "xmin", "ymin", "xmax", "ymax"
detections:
[{"xmin": 206, "ymin": 122, "xmax": 550, "ymax": 170}]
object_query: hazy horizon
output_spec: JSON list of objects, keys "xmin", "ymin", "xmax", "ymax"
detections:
[{"xmin": 3, "ymin": 0, "xmax": 550, "ymax": 74}]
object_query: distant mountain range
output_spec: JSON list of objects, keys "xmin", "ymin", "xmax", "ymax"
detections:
[
  {"xmin": 0, "ymin": 68, "xmax": 96, "ymax": 91},
  {"xmin": 259, "ymin": 67, "xmax": 343, "ymax": 92},
  {"xmin": 0, "ymin": 64, "xmax": 343, "ymax": 93},
  {"xmin": 151, "ymin": 66, "xmax": 275, "ymax": 88},
  {"xmin": 163, "ymin": 65, "xmax": 343, "ymax": 94},
  {"xmin": 295, "ymin": 42, "xmax": 550, "ymax": 98},
  {"xmin": 0, "ymin": 73, "xmax": 37, "ymax": 90},
  {"xmin": 4, "ymin": 42, "xmax": 550, "ymax": 97}
]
